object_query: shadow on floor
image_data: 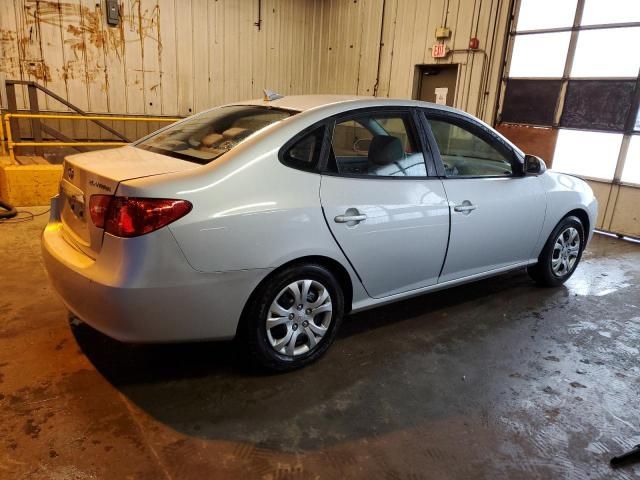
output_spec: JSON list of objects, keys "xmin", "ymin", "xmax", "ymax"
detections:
[
  {"xmin": 71, "ymin": 267, "xmax": 568, "ymax": 451},
  {"xmin": 72, "ymin": 268, "xmax": 542, "ymax": 384}
]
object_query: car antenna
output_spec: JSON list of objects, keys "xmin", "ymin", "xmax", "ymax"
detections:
[{"xmin": 263, "ymin": 89, "xmax": 284, "ymax": 102}]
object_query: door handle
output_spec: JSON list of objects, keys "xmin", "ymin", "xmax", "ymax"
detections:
[
  {"xmin": 334, "ymin": 208, "xmax": 367, "ymax": 225},
  {"xmin": 334, "ymin": 214, "xmax": 367, "ymax": 223},
  {"xmin": 453, "ymin": 203, "xmax": 477, "ymax": 213}
]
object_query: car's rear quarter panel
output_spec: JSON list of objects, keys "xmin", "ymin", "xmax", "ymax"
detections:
[{"xmin": 42, "ymin": 220, "xmax": 266, "ymax": 341}]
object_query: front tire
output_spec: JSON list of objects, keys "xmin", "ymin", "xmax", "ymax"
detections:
[
  {"xmin": 528, "ymin": 215, "xmax": 585, "ymax": 287},
  {"xmin": 243, "ymin": 263, "xmax": 344, "ymax": 372}
]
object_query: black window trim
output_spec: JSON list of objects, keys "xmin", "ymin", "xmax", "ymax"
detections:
[
  {"xmin": 278, "ymin": 106, "xmax": 440, "ymax": 180},
  {"xmin": 420, "ymin": 108, "xmax": 526, "ymax": 179}
]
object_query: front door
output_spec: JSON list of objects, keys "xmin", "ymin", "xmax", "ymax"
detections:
[
  {"xmin": 320, "ymin": 109, "xmax": 450, "ymax": 298},
  {"xmin": 422, "ymin": 111, "xmax": 547, "ymax": 282}
]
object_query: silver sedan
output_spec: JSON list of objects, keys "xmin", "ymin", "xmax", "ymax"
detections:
[{"xmin": 42, "ymin": 95, "xmax": 598, "ymax": 370}]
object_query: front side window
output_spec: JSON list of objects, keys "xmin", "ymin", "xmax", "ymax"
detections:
[
  {"xmin": 136, "ymin": 105, "xmax": 294, "ymax": 164},
  {"xmin": 327, "ymin": 113, "xmax": 427, "ymax": 177},
  {"xmin": 428, "ymin": 118, "xmax": 514, "ymax": 177}
]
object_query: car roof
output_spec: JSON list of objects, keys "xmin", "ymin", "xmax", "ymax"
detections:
[
  {"xmin": 227, "ymin": 94, "xmax": 523, "ymax": 157},
  {"xmin": 230, "ymin": 94, "xmax": 458, "ymax": 114}
]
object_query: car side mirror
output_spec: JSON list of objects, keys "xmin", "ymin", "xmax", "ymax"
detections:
[{"xmin": 524, "ymin": 154, "xmax": 547, "ymax": 175}]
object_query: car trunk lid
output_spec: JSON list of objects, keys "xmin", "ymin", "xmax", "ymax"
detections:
[{"xmin": 59, "ymin": 146, "xmax": 199, "ymax": 258}]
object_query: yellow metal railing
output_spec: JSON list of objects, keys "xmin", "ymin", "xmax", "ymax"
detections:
[
  {"xmin": 2, "ymin": 113, "xmax": 181, "ymax": 162},
  {"xmin": 0, "ymin": 113, "xmax": 6, "ymax": 157}
]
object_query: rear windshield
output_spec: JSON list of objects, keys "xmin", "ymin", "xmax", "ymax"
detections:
[{"xmin": 135, "ymin": 105, "xmax": 295, "ymax": 164}]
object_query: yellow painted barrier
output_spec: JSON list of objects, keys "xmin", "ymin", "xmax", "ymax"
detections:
[
  {"xmin": 3, "ymin": 113, "xmax": 181, "ymax": 162},
  {"xmin": 0, "ymin": 112, "xmax": 6, "ymax": 157},
  {"xmin": 4, "ymin": 114, "xmax": 14, "ymax": 163},
  {"xmin": 0, "ymin": 164, "xmax": 63, "ymax": 206}
]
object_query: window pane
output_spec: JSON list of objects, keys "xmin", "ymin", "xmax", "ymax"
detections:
[
  {"xmin": 553, "ymin": 129, "xmax": 623, "ymax": 180},
  {"xmin": 582, "ymin": 0, "xmax": 640, "ymax": 25},
  {"xmin": 509, "ymin": 33, "xmax": 571, "ymax": 78},
  {"xmin": 332, "ymin": 120, "xmax": 373, "ymax": 158},
  {"xmin": 287, "ymin": 135, "xmax": 318, "ymax": 164},
  {"xmin": 282, "ymin": 128, "xmax": 324, "ymax": 169},
  {"xmin": 330, "ymin": 115, "xmax": 426, "ymax": 177},
  {"xmin": 621, "ymin": 136, "xmax": 640, "ymax": 184},
  {"xmin": 501, "ymin": 79, "xmax": 562, "ymax": 125},
  {"xmin": 571, "ymin": 27, "xmax": 640, "ymax": 78},
  {"xmin": 136, "ymin": 105, "xmax": 293, "ymax": 164},
  {"xmin": 560, "ymin": 80, "xmax": 636, "ymax": 131},
  {"xmin": 516, "ymin": 0, "xmax": 577, "ymax": 31},
  {"xmin": 429, "ymin": 119, "xmax": 513, "ymax": 177}
]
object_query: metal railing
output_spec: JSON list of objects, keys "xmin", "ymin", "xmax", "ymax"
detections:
[
  {"xmin": 0, "ymin": 80, "xmax": 182, "ymax": 163},
  {"xmin": 0, "ymin": 113, "xmax": 6, "ymax": 157},
  {"xmin": 2, "ymin": 113, "xmax": 180, "ymax": 163}
]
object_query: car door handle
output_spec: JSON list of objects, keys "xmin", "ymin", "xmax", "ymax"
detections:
[
  {"xmin": 334, "ymin": 213, "xmax": 367, "ymax": 224},
  {"xmin": 334, "ymin": 214, "xmax": 367, "ymax": 223},
  {"xmin": 453, "ymin": 204, "xmax": 477, "ymax": 213}
]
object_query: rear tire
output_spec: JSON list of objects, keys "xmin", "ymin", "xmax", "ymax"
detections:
[
  {"xmin": 528, "ymin": 215, "xmax": 585, "ymax": 287},
  {"xmin": 242, "ymin": 263, "xmax": 344, "ymax": 372}
]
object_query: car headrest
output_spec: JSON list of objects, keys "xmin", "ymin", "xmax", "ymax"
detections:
[
  {"xmin": 222, "ymin": 127, "xmax": 250, "ymax": 139},
  {"xmin": 369, "ymin": 135, "xmax": 403, "ymax": 165},
  {"xmin": 200, "ymin": 133, "xmax": 224, "ymax": 147}
]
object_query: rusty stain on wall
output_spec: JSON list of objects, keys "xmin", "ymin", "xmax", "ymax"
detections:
[
  {"xmin": 28, "ymin": 1, "xmax": 125, "ymax": 62},
  {"xmin": 0, "ymin": 29, "xmax": 21, "ymax": 77},
  {"xmin": 21, "ymin": 59, "xmax": 51, "ymax": 82},
  {"xmin": 3, "ymin": 0, "xmax": 165, "ymax": 114}
]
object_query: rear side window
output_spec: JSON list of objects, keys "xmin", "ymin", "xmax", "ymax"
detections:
[
  {"xmin": 136, "ymin": 106, "xmax": 295, "ymax": 164},
  {"xmin": 327, "ymin": 113, "xmax": 427, "ymax": 177},
  {"xmin": 281, "ymin": 127, "xmax": 326, "ymax": 171}
]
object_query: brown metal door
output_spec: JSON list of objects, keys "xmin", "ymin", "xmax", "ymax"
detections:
[{"xmin": 417, "ymin": 65, "xmax": 458, "ymax": 107}]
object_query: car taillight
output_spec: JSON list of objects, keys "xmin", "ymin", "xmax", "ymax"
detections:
[
  {"xmin": 89, "ymin": 195, "xmax": 112, "ymax": 228},
  {"xmin": 89, "ymin": 195, "xmax": 192, "ymax": 238}
]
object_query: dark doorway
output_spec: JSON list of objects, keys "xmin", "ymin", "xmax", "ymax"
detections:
[{"xmin": 415, "ymin": 64, "xmax": 459, "ymax": 107}]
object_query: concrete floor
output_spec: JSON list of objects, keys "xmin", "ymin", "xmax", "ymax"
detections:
[{"xmin": 1, "ymin": 209, "xmax": 639, "ymax": 480}]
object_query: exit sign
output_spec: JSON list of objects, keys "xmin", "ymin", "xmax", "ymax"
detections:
[{"xmin": 432, "ymin": 43, "xmax": 448, "ymax": 58}]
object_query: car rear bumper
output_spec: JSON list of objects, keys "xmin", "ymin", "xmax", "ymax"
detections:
[{"xmin": 42, "ymin": 214, "xmax": 270, "ymax": 343}]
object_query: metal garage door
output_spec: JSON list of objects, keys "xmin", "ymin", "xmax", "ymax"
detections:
[{"xmin": 495, "ymin": 0, "xmax": 640, "ymax": 238}]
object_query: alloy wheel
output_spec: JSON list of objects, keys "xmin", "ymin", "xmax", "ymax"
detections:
[{"xmin": 551, "ymin": 227, "xmax": 581, "ymax": 277}]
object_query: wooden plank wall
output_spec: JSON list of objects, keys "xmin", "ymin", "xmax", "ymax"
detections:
[{"xmin": 0, "ymin": 0, "xmax": 512, "ymax": 126}]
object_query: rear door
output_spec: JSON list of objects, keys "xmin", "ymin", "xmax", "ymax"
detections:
[
  {"xmin": 421, "ymin": 109, "xmax": 546, "ymax": 282},
  {"xmin": 319, "ymin": 108, "xmax": 450, "ymax": 298}
]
